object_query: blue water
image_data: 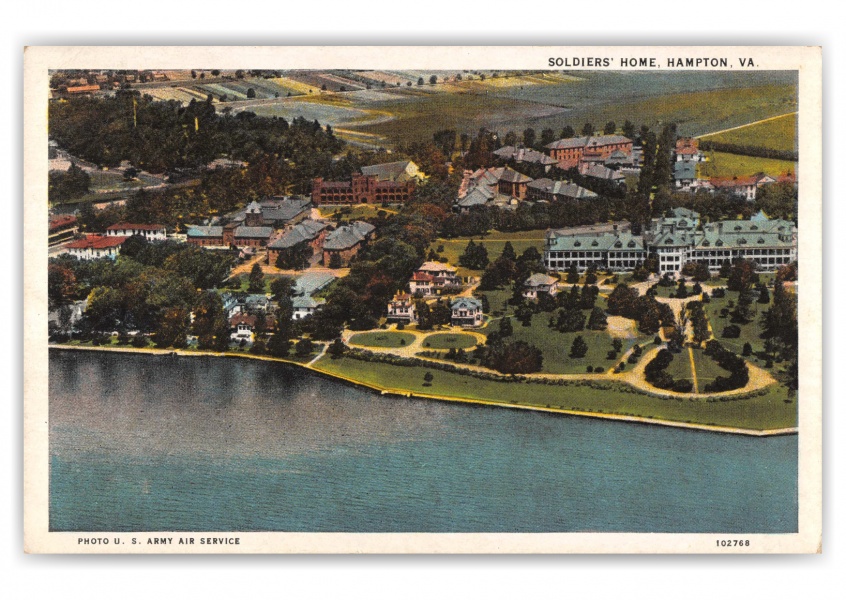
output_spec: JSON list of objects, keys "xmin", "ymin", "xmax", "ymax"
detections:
[{"xmin": 49, "ymin": 350, "xmax": 798, "ymax": 533}]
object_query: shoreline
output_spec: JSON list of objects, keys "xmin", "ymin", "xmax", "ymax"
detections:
[{"xmin": 48, "ymin": 344, "xmax": 798, "ymax": 438}]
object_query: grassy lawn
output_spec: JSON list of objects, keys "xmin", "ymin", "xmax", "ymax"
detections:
[
  {"xmin": 421, "ymin": 333, "xmax": 479, "ymax": 349},
  {"xmin": 665, "ymin": 349, "xmax": 693, "ymax": 383},
  {"xmin": 433, "ymin": 232, "xmax": 546, "ymax": 278},
  {"xmin": 700, "ymin": 113, "xmax": 797, "ymax": 153},
  {"xmin": 690, "ymin": 348, "xmax": 731, "ymax": 386},
  {"xmin": 507, "ymin": 310, "xmax": 648, "ymax": 375},
  {"xmin": 704, "ymin": 292, "xmax": 769, "ymax": 355},
  {"xmin": 699, "ymin": 151, "xmax": 796, "ymax": 179},
  {"xmin": 475, "ymin": 289, "xmax": 514, "ymax": 318},
  {"xmin": 348, "ymin": 331, "xmax": 417, "ymax": 348},
  {"xmin": 313, "ymin": 356, "xmax": 797, "ymax": 430}
]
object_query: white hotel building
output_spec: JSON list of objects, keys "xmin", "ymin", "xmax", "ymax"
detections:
[{"xmin": 544, "ymin": 208, "xmax": 796, "ymax": 275}]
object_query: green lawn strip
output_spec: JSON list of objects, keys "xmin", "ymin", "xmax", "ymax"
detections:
[
  {"xmin": 690, "ymin": 348, "xmax": 732, "ymax": 385},
  {"xmin": 704, "ymin": 292, "xmax": 768, "ymax": 355},
  {"xmin": 348, "ymin": 331, "xmax": 417, "ymax": 348},
  {"xmin": 421, "ymin": 333, "xmax": 479, "ymax": 349},
  {"xmin": 312, "ymin": 356, "xmax": 797, "ymax": 430},
  {"xmin": 700, "ymin": 113, "xmax": 797, "ymax": 153},
  {"xmin": 699, "ymin": 151, "xmax": 796, "ymax": 179},
  {"xmin": 665, "ymin": 349, "xmax": 694, "ymax": 384}
]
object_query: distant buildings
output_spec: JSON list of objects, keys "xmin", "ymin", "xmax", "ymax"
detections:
[
  {"xmin": 265, "ymin": 219, "xmax": 329, "ymax": 266},
  {"xmin": 526, "ymin": 179, "xmax": 598, "ymax": 202},
  {"xmin": 63, "ymin": 234, "xmax": 127, "ymax": 260},
  {"xmin": 409, "ymin": 262, "xmax": 462, "ymax": 296},
  {"xmin": 545, "ymin": 135, "xmax": 633, "ymax": 170},
  {"xmin": 311, "ymin": 160, "xmax": 423, "ymax": 205},
  {"xmin": 49, "ymin": 215, "xmax": 78, "ymax": 247},
  {"xmin": 105, "ymin": 222, "xmax": 166, "ymax": 241},
  {"xmin": 322, "ymin": 221, "xmax": 376, "ymax": 266},
  {"xmin": 493, "ymin": 146, "xmax": 557, "ymax": 171}
]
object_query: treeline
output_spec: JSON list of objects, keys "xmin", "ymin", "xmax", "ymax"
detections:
[
  {"xmin": 49, "ymin": 92, "xmax": 343, "ymax": 174},
  {"xmin": 700, "ymin": 140, "xmax": 798, "ymax": 162},
  {"xmin": 48, "ymin": 236, "xmax": 237, "ymax": 344}
]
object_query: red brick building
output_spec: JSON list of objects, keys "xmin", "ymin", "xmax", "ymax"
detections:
[
  {"xmin": 311, "ymin": 174, "xmax": 415, "ymax": 205},
  {"xmin": 545, "ymin": 135, "xmax": 633, "ymax": 169}
]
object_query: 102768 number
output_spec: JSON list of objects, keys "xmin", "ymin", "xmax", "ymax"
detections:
[{"xmin": 717, "ymin": 540, "xmax": 750, "ymax": 547}]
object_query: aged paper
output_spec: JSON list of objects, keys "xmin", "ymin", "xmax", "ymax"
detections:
[{"xmin": 24, "ymin": 46, "xmax": 821, "ymax": 553}]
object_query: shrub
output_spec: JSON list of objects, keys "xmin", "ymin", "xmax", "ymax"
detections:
[{"xmin": 722, "ymin": 325, "xmax": 741, "ymax": 338}]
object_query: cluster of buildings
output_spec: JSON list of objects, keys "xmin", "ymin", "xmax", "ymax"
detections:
[
  {"xmin": 386, "ymin": 261, "xmax": 482, "ymax": 328},
  {"xmin": 455, "ymin": 134, "xmax": 639, "ymax": 212},
  {"xmin": 310, "ymin": 160, "xmax": 424, "ymax": 205},
  {"xmin": 187, "ymin": 197, "xmax": 312, "ymax": 249},
  {"xmin": 455, "ymin": 166, "xmax": 601, "ymax": 212},
  {"xmin": 544, "ymin": 207, "xmax": 797, "ymax": 275}
]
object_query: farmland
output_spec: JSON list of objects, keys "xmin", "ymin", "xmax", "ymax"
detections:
[
  {"xmin": 699, "ymin": 151, "xmax": 797, "ymax": 179},
  {"xmin": 699, "ymin": 112, "xmax": 797, "ymax": 153}
]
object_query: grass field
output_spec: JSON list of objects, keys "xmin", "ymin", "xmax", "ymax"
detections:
[
  {"xmin": 432, "ymin": 230, "xmax": 547, "ymax": 277},
  {"xmin": 506, "ymin": 310, "xmax": 648, "ymax": 375},
  {"xmin": 421, "ymin": 333, "xmax": 478, "ymax": 349},
  {"xmin": 348, "ymin": 331, "xmax": 416, "ymax": 348},
  {"xmin": 699, "ymin": 151, "xmax": 797, "ymax": 179},
  {"xmin": 313, "ymin": 356, "xmax": 797, "ymax": 430},
  {"xmin": 700, "ymin": 113, "xmax": 797, "ymax": 153}
]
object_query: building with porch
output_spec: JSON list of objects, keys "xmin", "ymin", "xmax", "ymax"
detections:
[{"xmin": 450, "ymin": 297, "xmax": 484, "ymax": 328}]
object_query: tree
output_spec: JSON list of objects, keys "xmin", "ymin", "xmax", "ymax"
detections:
[
  {"xmin": 328, "ymin": 338, "xmax": 346, "ymax": 359},
  {"xmin": 458, "ymin": 240, "xmax": 489, "ymax": 270},
  {"xmin": 622, "ymin": 120, "xmax": 635, "ymax": 139},
  {"xmin": 246, "ymin": 88, "xmax": 256, "ymax": 99},
  {"xmin": 429, "ymin": 75, "xmax": 437, "ymax": 85},
  {"xmin": 328, "ymin": 253, "xmax": 343, "ymax": 269},
  {"xmin": 584, "ymin": 265, "xmax": 598, "ymax": 285},
  {"xmin": 570, "ymin": 335, "xmax": 588, "ymax": 358},
  {"xmin": 295, "ymin": 338, "xmax": 314, "ymax": 357},
  {"xmin": 248, "ymin": 263, "xmax": 265, "ymax": 293},
  {"xmin": 566, "ymin": 263, "xmax": 579, "ymax": 284},
  {"xmin": 423, "ymin": 371, "xmax": 434, "ymax": 386},
  {"xmin": 481, "ymin": 340, "xmax": 543, "ymax": 374},
  {"xmin": 417, "ymin": 77, "xmax": 424, "ymax": 86},
  {"xmin": 270, "ymin": 276, "xmax": 295, "ymax": 302},
  {"xmin": 193, "ymin": 291, "xmax": 231, "ymax": 351},
  {"xmin": 727, "ymin": 258, "xmax": 759, "ymax": 292},
  {"xmin": 522, "ymin": 128, "xmax": 536, "ymax": 148},
  {"xmin": 581, "ymin": 123, "xmax": 595, "ymax": 136},
  {"xmin": 603, "ymin": 121, "xmax": 616, "ymax": 135},
  {"xmin": 48, "ymin": 263, "xmax": 77, "ymax": 310},
  {"xmin": 587, "ymin": 307, "xmax": 607, "ymax": 330},
  {"xmin": 154, "ymin": 306, "xmax": 190, "ymax": 348},
  {"xmin": 560, "ymin": 125, "xmax": 575, "ymax": 139},
  {"xmin": 498, "ymin": 316, "xmax": 513, "ymax": 337},
  {"xmin": 500, "ymin": 241, "xmax": 517, "ymax": 263}
]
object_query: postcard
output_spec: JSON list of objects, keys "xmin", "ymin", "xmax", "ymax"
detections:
[{"xmin": 23, "ymin": 46, "xmax": 821, "ymax": 553}]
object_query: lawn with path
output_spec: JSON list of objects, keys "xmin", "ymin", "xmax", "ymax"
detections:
[
  {"xmin": 312, "ymin": 355, "xmax": 797, "ymax": 430},
  {"xmin": 421, "ymin": 333, "xmax": 479, "ymax": 350}
]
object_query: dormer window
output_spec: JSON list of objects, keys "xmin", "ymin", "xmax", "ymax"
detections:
[
  {"xmin": 716, "ymin": 240, "xmax": 723, "ymax": 247},
  {"xmin": 757, "ymin": 238, "xmax": 765, "ymax": 244},
  {"xmin": 627, "ymin": 241, "xmax": 636, "ymax": 248},
  {"xmin": 574, "ymin": 241, "xmax": 581, "ymax": 247},
  {"xmin": 592, "ymin": 240, "xmax": 599, "ymax": 246},
  {"xmin": 734, "ymin": 225, "xmax": 742, "ymax": 231},
  {"xmin": 702, "ymin": 240, "xmax": 710, "ymax": 247},
  {"xmin": 614, "ymin": 241, "xmax": 622, "ymax": 248},
  {"xmin": 738, "ymin": 238, "xmax": 747, "ymax": 244}
]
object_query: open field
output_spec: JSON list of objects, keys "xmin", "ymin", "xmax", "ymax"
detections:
[
  {"xmin": 699, "ymin": 151, "xmax": 797, "ymax": 179},
  {"xmin": 700, "ymin": 113, "xmax": 797, "ymax": 152},
  {"xmin": 421, "ymin": 333, "xmax": 479, "ymax": 349},
  {"xmin": 318, "ymin": 204, "xmax": 397, "ymax": 220},
  {"xmin": 348, "ymin": 331, "xmax": 417, "ymax": 348},
  {"xmin": 506, "ymin": 310, "xmax": 649, "ymax": 375},
  {"xmin": 313, "ymin": 355, "xmax": 797, "ymax": 430},
  {"xmin": 432, "ymin": 230, "xmax": 547, "ymax": 277}
]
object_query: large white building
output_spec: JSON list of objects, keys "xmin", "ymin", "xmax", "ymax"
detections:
[
  {"xmin": 105, "ymin": 222, "xmax": 166, "ymax": 241},
  {"xmin": 62, "ymin": 234, "xmax": 127, "ymax": 260},
  {"xmin": 544, "ymin": 208, "xmax": 796, "ymax": 275}
]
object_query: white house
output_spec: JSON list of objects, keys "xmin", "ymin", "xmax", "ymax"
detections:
[
  {"xmin": 62, "ymin": 235, "xmax": 127, "ymax": 260},
  {"xmin": 450, "ymin": 297, "xmax": 483, "ymax": 328},
  {"xmin": 387, "ymin": 292, "xmax": 417, "ymax": 324},
  {"xmin": 105, "ymin": 222, "xmax": 167, "ymax": 241},
  {"xmin": 523, "ymin": 273, "xmax": 559, "ymax": 299}
]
